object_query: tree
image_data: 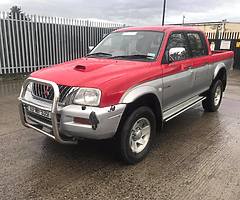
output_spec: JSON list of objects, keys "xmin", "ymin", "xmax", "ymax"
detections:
[
  {"xmin": 10, "ymin": 6, "xmax": 21, "ymax": 15},
  {"xmin": 8, "ymin": 6, "xmax": 30, "ymax": 21}
]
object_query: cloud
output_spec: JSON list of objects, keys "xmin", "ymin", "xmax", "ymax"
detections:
[{"xmin": 0, "ymin": 0, "xmax": 239, "ymax": 25}]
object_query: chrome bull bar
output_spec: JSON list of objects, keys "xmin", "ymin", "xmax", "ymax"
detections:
[{"xmin": 18, "ymin": 77, "xmax": 77, "ymax": 144}]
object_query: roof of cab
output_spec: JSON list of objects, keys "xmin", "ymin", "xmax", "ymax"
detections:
[{"xmin": 115, "ymin": 25, "xmax": 201, "ymax": 33}]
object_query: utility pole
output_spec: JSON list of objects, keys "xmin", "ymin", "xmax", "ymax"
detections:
[
  {"xmin": 221, "ymin": 19, "xmax": 227, "ymax": 36},
  {"xmin": 182, "ymin": 15, "xmax": 185, "ymax": 25},
  {"xmin": 162, "ymin": 0, "xmax": 166, "ymax": 26}
]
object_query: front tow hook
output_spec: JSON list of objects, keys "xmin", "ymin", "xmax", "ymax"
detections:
[{"xmin": 89, "ymin": 111, "xmax": 99, "ymax": 130}]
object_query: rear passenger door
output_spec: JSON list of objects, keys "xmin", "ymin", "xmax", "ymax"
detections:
[{"xmin": 186, "ymin": 32, "xmax": 212, "ymax": 95}]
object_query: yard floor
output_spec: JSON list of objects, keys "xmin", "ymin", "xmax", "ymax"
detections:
[{"xmin": 0, "ymin": 70, "xmax": 240, "ymax": 200}]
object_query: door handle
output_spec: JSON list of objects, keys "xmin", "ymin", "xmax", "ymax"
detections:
[
  {"xmin": 181, "ymin": 64, "xmax": 193, "ymax": 71},
  {"xmin": 182, "ymin": 66, "xmax": 192, "ymax": 70}
]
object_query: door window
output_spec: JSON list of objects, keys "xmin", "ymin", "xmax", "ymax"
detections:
[
  {"xmin": 187, "ymin": 32, "xmax": 208, "ymax": 57},
  {"xmin": 164, "ymin": 33, "xmax": 190, "ymax": 63}
]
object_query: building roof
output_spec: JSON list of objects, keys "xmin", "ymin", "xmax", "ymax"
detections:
[
  {"xmin": 170, "ymin": 21, "xmax": 240, "ymax": 26},
  {"xmin": 115, "ymin": 25, "xmax": 201, "ymax": 33}
]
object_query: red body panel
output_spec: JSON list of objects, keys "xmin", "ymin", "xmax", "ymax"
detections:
[
  {"xmin": 31, "ymin": 26, "xmax": 234, "ymax": 107},
  {"xmin": 31, "ymin": 58, "xmax": 159, "ymax": 107}
]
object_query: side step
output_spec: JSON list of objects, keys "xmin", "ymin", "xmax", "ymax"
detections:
[{"xmin": 163, "ymin": 96, "xmax": 206, "ymax": 122}]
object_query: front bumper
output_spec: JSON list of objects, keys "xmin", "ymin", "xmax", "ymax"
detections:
[{"xmin": 19, "ymin": 77, "xmax": 126, "ymax": 144}]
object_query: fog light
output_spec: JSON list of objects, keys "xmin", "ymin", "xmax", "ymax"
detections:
[{"xmin": 73, "ymin": 117, "xmax": 91, "ymax": 125}]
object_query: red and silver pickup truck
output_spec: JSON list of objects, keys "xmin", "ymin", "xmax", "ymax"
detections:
[{"xmin": 19, "ymin": 26, "xmax": 234, "ymax": 164}]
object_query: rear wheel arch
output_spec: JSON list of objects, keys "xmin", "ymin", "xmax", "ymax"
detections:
[
  {"xmin": 202, "ymin": 79, "xmax": 223, "ymax": 112},
  {"xmin": 213, "ymin": 65, "xmax": 227, "ymax": 91}
]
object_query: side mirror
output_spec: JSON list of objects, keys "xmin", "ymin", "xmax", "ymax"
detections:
[{"xmin": 168, "ymin": 47, "xmax": 187, "ymax": 63}]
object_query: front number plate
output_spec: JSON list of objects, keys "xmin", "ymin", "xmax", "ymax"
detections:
[{"xmin": 25, "ymin": 105, "xmax": 51, "ymax": 119}]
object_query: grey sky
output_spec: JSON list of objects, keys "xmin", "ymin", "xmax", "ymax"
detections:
[{"xmin": 0, "ymin": 0, "xmax": 239, "ymax": 25}]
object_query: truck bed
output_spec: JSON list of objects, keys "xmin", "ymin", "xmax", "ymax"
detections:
[{"xmin": 211, "ymin": 50, "xmax": 234, "ymax": 63}]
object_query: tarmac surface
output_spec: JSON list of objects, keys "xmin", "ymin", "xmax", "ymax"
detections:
[{"xmin": 0, "ymin": 70, "xmax": 240, "ymax": 200}]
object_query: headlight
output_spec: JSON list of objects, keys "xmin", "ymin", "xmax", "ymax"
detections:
[
  {"xmin": 27, "ymin": 82, "xmax": 33, "ymax": 92},
  {"xmin": 73, "ymin": 88, "xmax": 101, "ymax": 106}
]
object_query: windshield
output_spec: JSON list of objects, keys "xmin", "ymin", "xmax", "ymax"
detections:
[{"xmin": 88, "ymin": 31, "xmax": 164, "ymax": 61}]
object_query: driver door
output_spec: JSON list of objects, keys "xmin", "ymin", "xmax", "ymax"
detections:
[{"xmin": 162, "ymin": 32, "xmax": 195, "ymax": 111}]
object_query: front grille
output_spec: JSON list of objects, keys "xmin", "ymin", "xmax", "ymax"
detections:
[{"xmin": 32, "ymin": 83, "xmax": 72, "ymax": 103}]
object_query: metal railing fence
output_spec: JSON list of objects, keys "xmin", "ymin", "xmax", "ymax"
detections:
[
  {"xmin": 206, "ymin": 31, "xmax": 240, "ymax": 69},
  {"xmin": 0, "ymin": 11, "xmax": 124, "ymax": 74},
  {"xmin": 206, "ymin": 31, "xmax": 240, "ymax": 40}
]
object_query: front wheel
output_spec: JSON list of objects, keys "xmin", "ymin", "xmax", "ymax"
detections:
[
  {"xmin": 118, "ymin": 106, "xmax": 156, "ymax": 164},
  {"xmin": 202, "ymin": 79, "xmax": 223, "ymax": 112}
]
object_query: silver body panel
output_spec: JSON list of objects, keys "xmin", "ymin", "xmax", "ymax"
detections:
[
  {"xmin": 120, "ymin": 80, "xmax": 163, "ymax": 107},
  {"xmin": 212, "ymin": 58, "xmax": 233, "ymax": 79},
  {"xmin": 192, "ymin": 63, "xmax": 212, "ymax": 95},
  {"xmin": 121, "ymin": 57, "xmax": 233, "ymax": 120},
  {"xmin": 60, "ymin": 104, "xmax": 125, "ymax": 139},
  {"xmin": 162, "ymin": 69, "xmax": 195, "ymax": 111}
]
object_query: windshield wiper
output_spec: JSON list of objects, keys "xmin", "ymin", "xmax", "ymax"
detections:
[
  {"xmin": 86, "ymin": 52, "xmax": 112, "ymax": 57},
  {"xmin": 111, "ymin": 54, "xmax": 155, "ymax": 60}
]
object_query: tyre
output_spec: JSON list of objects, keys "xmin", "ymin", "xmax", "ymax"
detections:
[
  {"xmin": 118, "ymin": 106, "xmax": 156, "ymax": 164},
  {"xmin": 202, "ymin": 79, "xmax": 223, "ymax": 112}
]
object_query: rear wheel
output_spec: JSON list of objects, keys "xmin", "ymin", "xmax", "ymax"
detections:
[
  {"xmin": 202, "ymin": 79, "xmax": 223, "ymax": 112},
  {"xmin": 118, "ymin": 106, "xmax": 156, "ymax": 164}
]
